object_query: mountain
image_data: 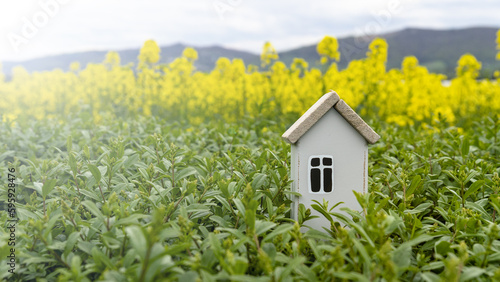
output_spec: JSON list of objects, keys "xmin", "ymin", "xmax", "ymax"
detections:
[
  {"xmin": 1, "ymin": 43, "xmax": 261, "ymax": 76},
  {"xmin": 1, "ymin": 27, "xmax": 499, "ymax": 78},
  {"xmin": 279, "ymin": 27, "xmax": 500, "ymax": 77}
]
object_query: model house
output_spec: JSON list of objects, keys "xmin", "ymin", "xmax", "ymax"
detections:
[{"xmin": 282, "ymin": 91, "xmax": 380, "ymax": 231}]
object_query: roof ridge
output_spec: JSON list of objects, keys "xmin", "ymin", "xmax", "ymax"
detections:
[{"xmin": 334, "ymin": 100, "xmax": 380, "ymax": 144}]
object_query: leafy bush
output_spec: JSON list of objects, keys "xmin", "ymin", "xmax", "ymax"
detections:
[{"xmin": 1, "ymin": 112, "xmax": 500, "ymax": 281}]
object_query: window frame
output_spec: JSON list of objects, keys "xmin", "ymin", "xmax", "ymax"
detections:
[{"xmin": 308, "ymin": 155, "xmax": 334, "ymax": 194}]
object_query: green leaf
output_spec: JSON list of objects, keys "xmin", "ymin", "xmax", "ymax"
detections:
[
  {"xmin": 295, "ymin": 264, "xmax": 317, "ymax": 282},
  {"xmin": 405, "ymin": 202, "xmax": 432, "ymax": 215},
  {"xmin": 70, "ymin": 255, "xmax": 82, "ymax": 275},
  {"xmin": 421, "ymin": 261, "xmax": 445, "ymax": 271},
  {"xmin": 210, "ymin": 215, "xmax": 230, "ymax": 228},
  {"xmin": 88, "ymin": 163, "xmax": 102, "ymax": 184},
  {"xmin": 464, "ymin": 180, "xmax": 484, "ymax": 200},
  {"xmin": 138, "ymin": 167, "xmax": 149, "ymax": 180},
  {"xmin": 23, "ymin": 256, "xmax": 57, "ymax": 264},
  {"xmin": 177, "ymin": 167, "xmax": 197, "ymax": 181},
  {"xmin": 16, "ymin": 206, "xmax": 41, "ymax": 220},
  {"xmin": 123, "ymin": 154, "xmax": 139, "ymax": 169},
  {"xmin": 233, "ymin": 198, "xmax": 246, "ymax": 216},
  {"xmin": 214, "ymin": 195, "xmax": 232, "ymax": 212},
  {"xmin": 384, "ymin": 212, "xmax": 404, "ymax": 235},
  {"xmin": 45, "ymin": 213, "xmax": 62, "ymax": 235},
  {"xmin": 80, "ymin": 189, "xmax": 102, "ymax": 202},
  {"xmin": 92, "ymin": 247, "xmax": 115, "ymax": 269},
  {"xmin": 263, "ymin": 224, "xmax": 294, "ymax": 243},
  {"xmin": 82, "ymin": 200, "xmax": 104, "ymax": 220},
  {"xmin": 114, "ymin": 214, "xmax": 150, "ymax": 226},
  {"xmin": 0, "ymin": 150, "xmax": 14, "ymax": 162},
  {"xmin": 349, "ymin": 222, "xmax": 375, "ymax": 249},
  {"xmin": 255, "ymin": 221, "xmax": 277, "ymax": 236},
  {"xmin": 461, "ymin": 137, "xmax": 470, "ymax": 157},
  {"xmin": 464, "ymin": 170, "xmax": 480, "ymax": 185},
  {"xmin": 77, "ymin": 241, "xmax": 96, "ymax": 255},
  {"xmin": 304, "ymin": 229, "xmax": 334, "ymax": 240},
  {"xmin": 311, "ymin": 203, "xmax": 333, "ymax": 223},
  {"xmin": 350, "ymin": 234, "xmax": 371, "ymax": 266},
  {"xmin": 279, "ymin": 256, "xmax": 306, "ymax": 279},
  {"xmin": 83, "ymin": 145, "xmax": 90, "ymax": 159},
  {"xmin": 185, "ymin": 204, "xmax": 210, "ymax": 213},
  {"xmin": 42, "ymin": 179, "xmax": 57, "ymax": 198},
  {"xmin": 125, "ymin": 226, "xmax": 148, "ymax": 260},
  {"xmin": 262, "ymin": 243, "xmax": 277, "ymax": 261},
  {"xmin": 435, "ymin": 240, "xmax": 451, "ymax": 257},
  {"xmin": 333, "ymin": 272, "xmax": 369, "ymax": 282},
  {"xmin": 178, "ymin": 271, "xmax": 199, "ymax": 282},
  {"xmin": 444, "ymin": 170, "xmax": 460, "ymax": 183},
  {"xmin": 420, "ymin": 272, "xmax": 440, "ymax": 282},
  {"xmin": 407, "ymin": 175, "xmax": 422, "ymax": 196},
  {"xmin": 209, "ymin": 233, "xmax": 223, "ymax": 256},
  {"xmin": 393, "ymin": 243, "xmax": 411, "ymax": 269},
  {"xmin": 407, "ymin": 234, "xmax": 437, "ymax": 246},
  {"xmin": 472, "ymin": 243, "xmax": 486, "ymax": 256},
  {"xmin": 460, "ymin": 266, "xmax": 485, "ymax": 281},
  {"xmin": 220, "ymin": 182, "xmax": 230, "ymax": 198},
  {"xmin": 64, "ymin": 232, "xmax": 81, "ymax": 257},
  {"xmin": 251, "ymin": 173, "xmax": 267, "ymax": 190},
  {"xmin": 232, "ymin": 259, "xmax": 249, "ymax": 275},
  {"xmin": 466, "ymin": 201, "xmax": 489, "ymax": 218},
  {"xmin": 33, "ymin": 182, "xmax": 43, "ymax": 196},
  {"xmin": 67, "ymin": 135, "xmax": 72, "ymax": 152}
]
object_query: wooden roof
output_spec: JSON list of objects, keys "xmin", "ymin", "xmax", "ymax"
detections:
[{"xmin": 282, "ymin": 91, "xmax": 380, "ymax": 144}]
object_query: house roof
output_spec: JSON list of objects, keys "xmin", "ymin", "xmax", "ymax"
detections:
[{"xmin": 282, "ymin": 91, "xmax": 380, "ymax": 144}]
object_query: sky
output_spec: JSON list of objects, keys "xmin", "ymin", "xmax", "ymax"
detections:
[{"xmin": 0, "ymin": 0, "xmax": 499, "ymax": 62}]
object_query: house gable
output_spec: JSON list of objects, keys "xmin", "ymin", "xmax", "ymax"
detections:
[{"xmin": 282, "ymin": 91, "xmax": 380, "ymax": 144}]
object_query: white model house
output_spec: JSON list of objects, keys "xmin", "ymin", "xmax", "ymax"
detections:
[{"xmin": 282, "ymin": 91, "xmax": 380, "ymax": 231}]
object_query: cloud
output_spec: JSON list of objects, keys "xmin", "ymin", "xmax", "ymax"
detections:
[{"xmin": 0, "ymin": 0, "xmax": 498, "ymax": 61}]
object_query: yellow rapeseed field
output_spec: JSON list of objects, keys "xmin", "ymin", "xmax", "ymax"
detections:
[{"xmin": 1, "ymin": 35, "xmax": 499, "ymax": 127}]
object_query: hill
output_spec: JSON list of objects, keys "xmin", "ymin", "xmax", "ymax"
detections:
[
  {"xmin": 1, "ymin": 27, "xmax": 499, "ymax": 78},
  {"xmin": 1, "ymin": 43, "xmax": 260, "ymax": 76},
  {"xmin": 279, "ymin": 27, "xmax": 500, "ymax": 77}
]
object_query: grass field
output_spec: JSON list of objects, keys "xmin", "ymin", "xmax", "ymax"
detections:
[{"xmin": 0, "ymin": 110, "xmax": 499, "ymax": 281}]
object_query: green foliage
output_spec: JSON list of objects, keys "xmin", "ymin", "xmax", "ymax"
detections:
[{"xmin": 1, "ymin": 112, "xmax": 500, "ymax": 281}]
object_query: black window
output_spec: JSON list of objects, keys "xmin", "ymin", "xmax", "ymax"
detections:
[
  {"xmin": 310, "ymin": 168, "xmax": 321, "ymax": 192},
  {"xmin": 309, "ymin": 155, "xmax": 334, "ymax": 193}
]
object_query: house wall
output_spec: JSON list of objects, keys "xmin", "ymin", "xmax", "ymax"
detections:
[{"xmin": 292, "ymin": 108, "xmax": 368, "ymax": 231}]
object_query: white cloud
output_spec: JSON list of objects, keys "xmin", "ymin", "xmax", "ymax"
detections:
[{"xmin": 0, "ymin": 0, "xmax": 498, "ymax": 62}]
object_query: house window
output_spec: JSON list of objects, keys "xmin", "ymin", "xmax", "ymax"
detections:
[{"xmin": 308, "ymin": 155, "xmax": 334, "ymax": 194}]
